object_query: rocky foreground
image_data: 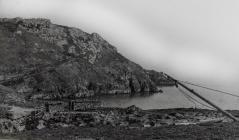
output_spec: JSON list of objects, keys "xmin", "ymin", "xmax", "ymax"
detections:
[
  {"xmin": 10, "ymin": 122, "xmax": 239, "ymax": 140},
  {"xmin": 1, "ymin": 105, "xmax": 238, "ymax": 140}
]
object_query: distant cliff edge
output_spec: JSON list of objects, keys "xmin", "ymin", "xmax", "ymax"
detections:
[{"xmin": 0, "ymin": 17, "xmax": 174, "ymax": 101}]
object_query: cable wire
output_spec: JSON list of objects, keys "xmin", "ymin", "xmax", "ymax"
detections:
[
  {"xmin": 178, "ymin": 88, "xmax": 197, "ymax": 108},
  {"xmin": 180, "ymin": 81, "xmax": 239, "ymax": 98},
  {"xmin": 178, "ymin": 87, "xmax": 215, "ymax": 110}
]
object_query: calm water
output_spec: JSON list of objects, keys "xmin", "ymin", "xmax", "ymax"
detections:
[{"xmin": 99, "ymin": 87, "xmax": 239, "ymax": 110}]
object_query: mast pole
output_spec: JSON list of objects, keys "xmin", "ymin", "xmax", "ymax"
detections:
[{"xmin": 165, "ymin": 74, "xmax": 238, "ymax": 122}]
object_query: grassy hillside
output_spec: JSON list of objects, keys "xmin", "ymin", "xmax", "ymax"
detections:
[{"xmin": 0, "ymin": 18, "xmax": 174, "ymax": 101}]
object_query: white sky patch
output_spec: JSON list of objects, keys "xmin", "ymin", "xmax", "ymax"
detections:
[
  {"xmin": 171, "ymin": 50, "xmax": 238, "ymax": 81},
  {"xmin": 0, "ymin": 0, "xmax": 239, "ymax": 95},
  {"xmin": 52, "ymin": 0, "xmax": 169, "ymax": 69},
  {"xmin": 0, "ymin": 0, "xmax": 167, "ymax": 68}
]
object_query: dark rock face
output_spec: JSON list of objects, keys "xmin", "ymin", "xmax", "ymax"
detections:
[{"xmin": 0, "ymin": 18, "xmax": 174, "ymax": 99}]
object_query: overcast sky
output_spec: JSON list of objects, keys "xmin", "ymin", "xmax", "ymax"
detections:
[{"xmin": 1, "ymin": 0, "xmax": 239, "ymax": 99}]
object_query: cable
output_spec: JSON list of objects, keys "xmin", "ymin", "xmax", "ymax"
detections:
[
  {"xmin": 179, "ymin": 88, "xmax": 197, "ymax": 108},
  {"xmin": 164, "ymin": 73, "xmax": 239, "ymax": 98},
  {"xmin": 177, "ymin": 86, "xmax": 197, "ymax": 107},
  {"xmin": 181, "ymin": 81, "xmax": 239, "ymax": 98},
  {"xmin": 181, "ymin": 90, "xmax": 215, "ymax": 110},
  {"xmin": 178, "ymin": 87, "xmax": 215, "ymax": 110}
]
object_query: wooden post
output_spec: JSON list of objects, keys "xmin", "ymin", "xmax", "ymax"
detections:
[
  {"xmin": 165, "ymin": 74, "xmax": 238, "ymax": 122},
  {"xmin": 68, "ymin": 100, "xmax": 75, "ymax": 111}
]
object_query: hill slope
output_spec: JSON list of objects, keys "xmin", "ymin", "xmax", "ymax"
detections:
[{"xmin": 0, "ymin": 17, "xmax": 174, "ymax": 100}]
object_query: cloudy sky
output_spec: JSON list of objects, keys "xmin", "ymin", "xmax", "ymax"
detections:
[{"xmin": 1, "ymin": 0, "xmax": 239, "ymax": 107}]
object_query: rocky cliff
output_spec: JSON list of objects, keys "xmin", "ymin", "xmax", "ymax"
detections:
[{"xmin": 0, "ymin": 18, "xmax": 174, "ymax": 100}]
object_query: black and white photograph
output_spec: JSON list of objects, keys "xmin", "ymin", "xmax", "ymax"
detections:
[{"xmin": 0, "ymin": 0, "xmax": 239, "ymax": 139}]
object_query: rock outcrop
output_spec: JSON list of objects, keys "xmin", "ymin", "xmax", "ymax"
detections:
[
  {"xmin": 0, "ymin": 18, "xmax": 174, "ymax": 100},
  {"xmin": 21, "ymin": 107, "xmax": 227, "ymax": 131}
]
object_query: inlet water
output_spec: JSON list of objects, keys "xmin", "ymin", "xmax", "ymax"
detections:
[{"xmin": 99, "ymin": 87, "xmax": 239, "ymax": 110}]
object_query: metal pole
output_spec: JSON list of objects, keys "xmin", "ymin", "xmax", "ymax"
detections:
[{"xmin": 165, "ymin": 74, "xmax": 238, "ymax": 122}]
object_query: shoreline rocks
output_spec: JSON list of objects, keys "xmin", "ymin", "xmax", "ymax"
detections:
[{"xmin": 0, "ymin": 104, "xmax": 233, "ymax": 135}]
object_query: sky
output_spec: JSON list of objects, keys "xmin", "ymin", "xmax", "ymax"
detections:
[{"xmin": 1, "ymin": 0, "xmax": 239, "ymax": 108}]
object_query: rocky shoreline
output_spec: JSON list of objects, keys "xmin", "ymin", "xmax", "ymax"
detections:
[
  {"xmin": 1, "ymin": 105, "xmax": 239, "ymax": 139},
  {"xmin": 0, "ymin": 105, "xmax": 234, "ymax": 134}
]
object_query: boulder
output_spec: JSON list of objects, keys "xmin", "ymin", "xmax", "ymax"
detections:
[
  {"xmin": 126, "ymin": 105, "xmax": 142, "ymax": 114},
  {"xmin": 0, "ymin": 119, "xmax": 18, "ymax": 134}
]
